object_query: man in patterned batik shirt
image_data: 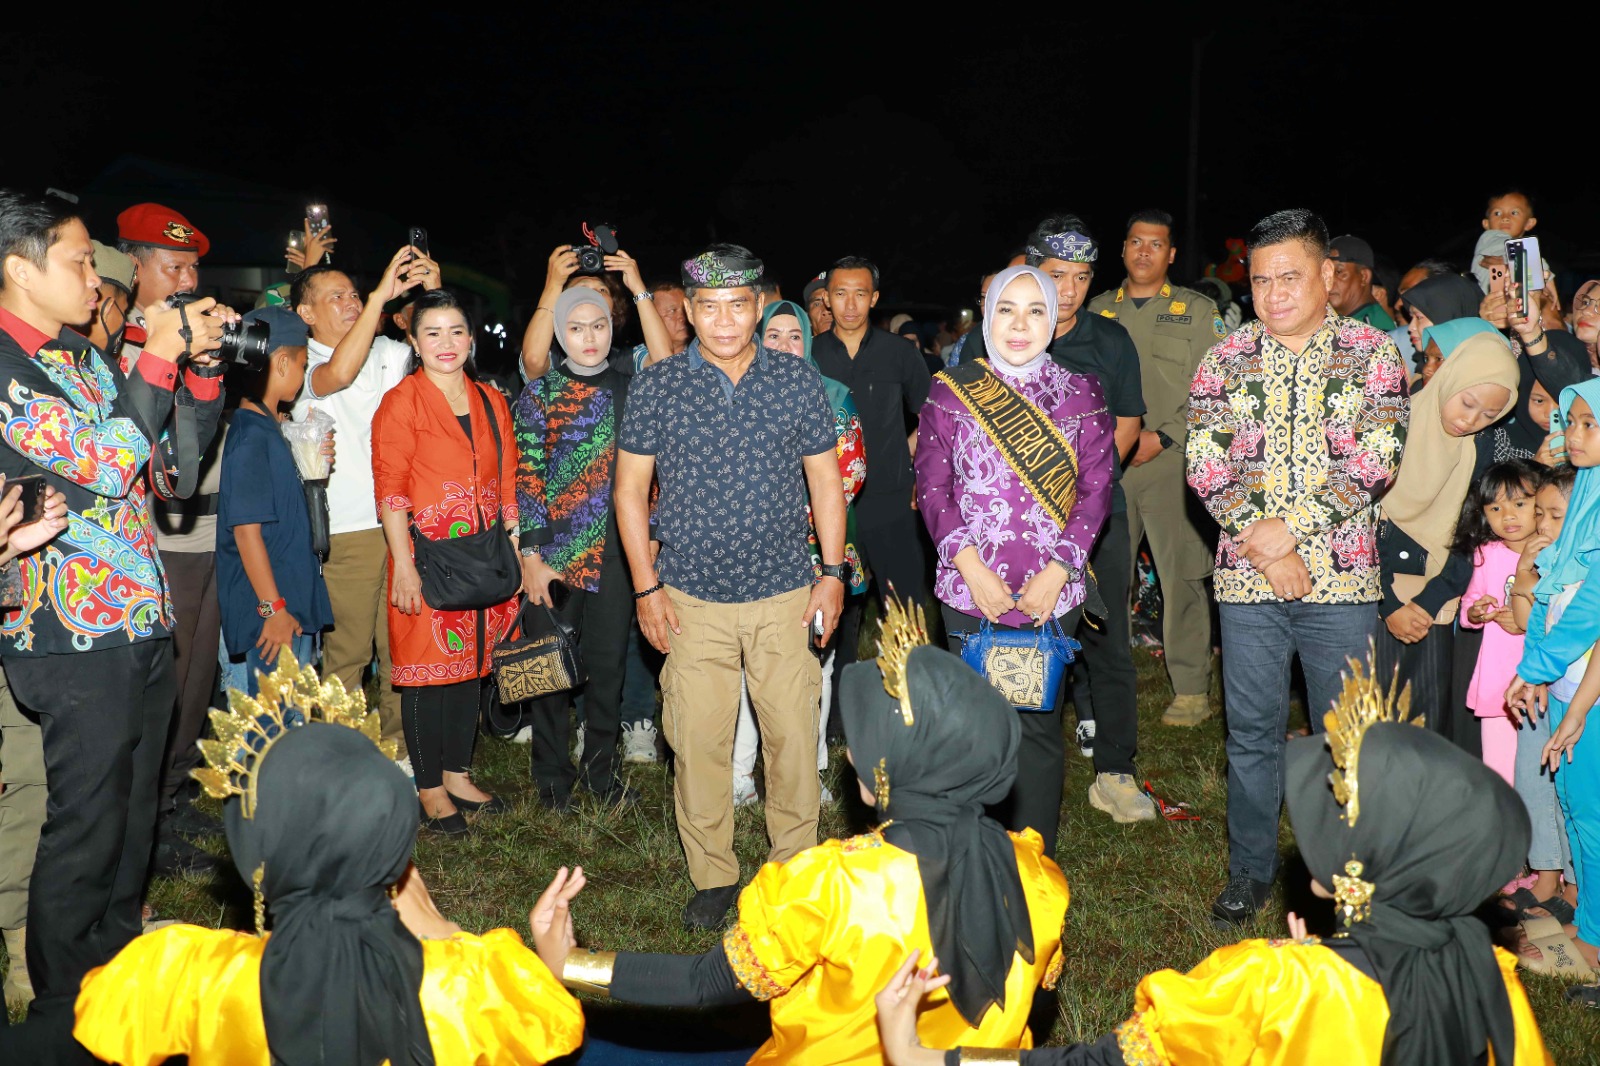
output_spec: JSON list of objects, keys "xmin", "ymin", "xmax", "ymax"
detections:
[
  {"xmin": 614, "ymin": 243, "xmax": 847, "ymax": 931},
  {"xmin": 0, "ymin": 189, "xmax": 230, "ymax": 1038},
  {"xmin": 1185, "ymin": 208, "xmax": 1408, "ymax": 926}
]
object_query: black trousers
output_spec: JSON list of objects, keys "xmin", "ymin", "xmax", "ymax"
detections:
[
  {"xmin": 1372, "ymin": 618, "xmax": 1457, "ymax": 745},
  {"xmin": 529, "ymin": 556, "xmax": 634, "ymax": 796},
  {"xmin": 832, "ymin": 509, "xmax": 930, "ymax": 717},
  {"xmin": 1068, "ymin": 509, "xmax": 1139, "ymax": 776},
  {"xmin": 158, "ymin": 550, "xmax": 220, "ymax": 806},
  {"xmin": 943, "ymin": 604, "xmax": 1082, "ymax": 860},
  {"xmin": 4, "ymin": 639, "xmax": 175, "ymax": 1023},
  {"xmin": 1448, "ymin": 627, "xmax": 1485, "ymax": 760},
  {"xmin": 400, "ymin": 679, "xmax": 483, "ymax": 791}
]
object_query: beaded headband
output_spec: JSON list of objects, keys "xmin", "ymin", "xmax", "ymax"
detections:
[{"xmin": 680, "ymin": 250, "xmax": 764, "ymax": 289}]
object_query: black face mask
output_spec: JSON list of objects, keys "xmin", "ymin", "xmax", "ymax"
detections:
[{"xmin": 97, "ymin": 299, "xmax": 126, "ymax": 358}]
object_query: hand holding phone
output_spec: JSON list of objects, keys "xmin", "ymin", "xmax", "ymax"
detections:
[
  {"xmin": 305, "ymin": 204, "xmax": 333, "ymax": 265},
  {"xmin": 6, "ymin": 474, "xmax": 48, "ymax": 527},
  {"xmin": 1548, "ymin": 403, "xmax": 1566, "ymax": 461},
  {"xmin": 1506, "ymin": 236, "xmax": 1543, "ymax": 321}
]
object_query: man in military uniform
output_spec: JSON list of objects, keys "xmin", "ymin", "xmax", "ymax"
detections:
[{"xmin": 1088, "ymin": 209, "xmax": 1224, "ymax": 727}]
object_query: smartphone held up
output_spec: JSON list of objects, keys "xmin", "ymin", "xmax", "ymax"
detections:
[
  {"xmin": 305, "ymin": 203, "xmax": 333, "ymax": 265},
  {"xmin": 1506, "ymin": 236, "xmax": 1543, "ymax": 319}
]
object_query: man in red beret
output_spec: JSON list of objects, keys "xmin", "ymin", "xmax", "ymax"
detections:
[
  {"xmin": 115, "ymin": 202, "xmax": 225, "ymax": 880},
  {"xmin": 116, "ymin": 203, "xmax": 207, "ymax": 316}
]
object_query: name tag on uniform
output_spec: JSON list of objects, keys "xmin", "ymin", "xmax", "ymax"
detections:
[{"xmin": 1156, "ymin": 314, "xmax": 1193, "ymax": 325}]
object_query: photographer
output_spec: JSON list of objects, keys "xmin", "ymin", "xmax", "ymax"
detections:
[
  {"xmin": 519, "ymin": 241, "xmax": 674, "ymax": 381},
  {"xmin": 0, "ymin": 188, "xmax": 230, "ymax": 1041},
  {"xmin": 291, "ymin": 245, "xmax": 439, "ymax": 764},
  {"xmin": 111, "ymin": 204, "xmax": 230, "ymax": 877}
]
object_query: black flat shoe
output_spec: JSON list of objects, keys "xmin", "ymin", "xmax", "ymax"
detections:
[
  {"xmin": 682, "ymin": 884, "xmax": 740, "ymax": 930},
  {"xmin": 419, "ymin": 802, "xmax": 470, "ymax": 836},
  {"xmin": 447, "ymin": 792, "xmax": 507, "ymax": 814}
]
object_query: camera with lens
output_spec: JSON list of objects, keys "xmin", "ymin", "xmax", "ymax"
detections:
[
  {"xmin": 165, "ymin": 291, "xmax": 273, "ymax": 368},
  {"xmin": 574, "ymin": 222, "xmax": 618, "ymax": 274}
]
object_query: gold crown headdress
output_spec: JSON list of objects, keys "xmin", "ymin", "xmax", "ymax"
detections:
[
  {"xmin": 1320, "ymin": 643, "xmax": 1421, "ymax": 926},
  {"xmin": 875, "ymin": 592, "xmax": 929, "ymax": 726},
  {"xmin": 193, "ymin": 647, "xmax": 397, "ymax": 819},
  {"xmin": 1322, "ymin": 644, "xmax": 1421, "ymax": 829}
]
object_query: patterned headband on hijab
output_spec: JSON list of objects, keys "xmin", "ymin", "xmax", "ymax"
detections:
[
  {"xmin": 681, "ymin": 249, "xmax": 764, "ymax": 289},
  {"xmin": 1027, "ymin": 231, "xmax": 1098, "ymax": 263}
]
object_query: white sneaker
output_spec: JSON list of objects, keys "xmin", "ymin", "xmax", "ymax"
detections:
[
  {"xmin": 572, "ymin": 724, "xmax": 586, "ymax": 765},
  {"xmin": 733, "ymin": 775, "xmax": 759, "ymax": 807},
  {"xmin": 1075, "ymin": 719, "xmax": 1096, "ymax": 759},
  {"xmin": 621, "ymin": 720, "xmax": 659, "ymax": 764},
  {"xmin": 394, "ymin": 755, "xmax": 415, "ymax": 780},
  {"xmin": 510, "ymin": 725, "xmax": 533, "ymax": 744}
]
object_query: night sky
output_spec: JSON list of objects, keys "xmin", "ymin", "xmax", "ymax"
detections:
[{"xmin": 7, "ymin": 13, "xmax": 1597, "ymax": 318}]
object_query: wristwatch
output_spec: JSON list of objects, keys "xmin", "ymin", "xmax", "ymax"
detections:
[
  {"xmin": 818, "ymin": 562, "xmax": 848, "ymax": 583},
  {"xmin": 632, "ymin": 290, "xmax": 653, "ymax": 303},
  {"xmin": 520, "ymin": 545, "xmax": 540, "ymax": 558},
  {"xmin": 257, "ymin": 597, "xmax": 287, "ymax": 619}
]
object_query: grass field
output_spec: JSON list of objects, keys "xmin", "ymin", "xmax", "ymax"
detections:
[{"xmin": 13, "ymin": 645, "xmax": 1599, "ymax": 1061}]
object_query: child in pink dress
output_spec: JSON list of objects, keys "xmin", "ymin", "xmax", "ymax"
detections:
[{"xmin": 1458, "ymin": 460, "xmax": 1544, "ymax": 783}]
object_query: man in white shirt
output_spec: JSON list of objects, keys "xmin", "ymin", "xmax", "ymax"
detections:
[{"xmin": 292, "ymin": 246, "xmax": 439, "ymax": 755}]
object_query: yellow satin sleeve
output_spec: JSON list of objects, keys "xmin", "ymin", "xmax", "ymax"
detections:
[
  {"xmin": 73, "ymin": 924, "xmax": 585, "ymax": 1066},
  {"xmin": 726, "ymin": 828, "xmax": 1070, "ymax": 1066},
  {"xmin": 1112, "ymin": 940, "xmax": 1553, "ymax": 1066}
]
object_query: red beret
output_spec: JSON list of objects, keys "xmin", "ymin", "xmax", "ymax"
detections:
[{"xmin": 115, "ymin": 203, "xmax": 210, "ymax": 258}]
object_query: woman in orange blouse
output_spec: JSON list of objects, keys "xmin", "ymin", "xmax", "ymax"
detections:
[{"xmin": 373, "ymin": 289, "xmax": 519, "ymax": 834}]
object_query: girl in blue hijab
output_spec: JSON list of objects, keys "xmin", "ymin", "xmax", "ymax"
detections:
[{"xmin": 1511, "ymin": 376, "xmax": 1600, "ymax": 981}]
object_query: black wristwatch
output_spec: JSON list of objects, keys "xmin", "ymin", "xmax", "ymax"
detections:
[
  {"xmin": 818, "ymin": 562, "xmax": 848, "ymax": 583},
  {"xmin": 1154, "ymin": 429, "xmax": 1176, "ymax": 451}
]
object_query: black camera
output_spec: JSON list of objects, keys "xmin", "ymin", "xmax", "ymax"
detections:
[
  {"xmin": 574, "ymin": 222, "xmax": 618, "ymax": 274},
  {"xmin": 165, "ymin": 291, "xmax": 273, "ymax": 367}
]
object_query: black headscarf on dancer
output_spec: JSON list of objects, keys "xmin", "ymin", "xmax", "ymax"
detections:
[
  {"xmin": 225, "ymin": 723, "xmax": 435, "ymax": 1066},
  {"xmin": 840, "ymin": 601, "xmax": 1034, "ymax": 1028},
  {"xmin": 1286, "ymin": 660, "xmax": 1529, "ymax": 1066}
]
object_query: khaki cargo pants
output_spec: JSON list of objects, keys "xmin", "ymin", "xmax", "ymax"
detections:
[{"xmin": 661, "ymin": 585, "xmax": 820, "ymax": 890}]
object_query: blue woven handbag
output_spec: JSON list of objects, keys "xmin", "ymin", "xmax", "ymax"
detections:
[{"xmin": 959, "ymin": 618, "xmax": 1082, "ymax": 712}]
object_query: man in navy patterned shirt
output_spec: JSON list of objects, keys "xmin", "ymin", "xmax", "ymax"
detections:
[{"xmin": 616, "ymin": 243, "xmax": 847, "ymax": 929}]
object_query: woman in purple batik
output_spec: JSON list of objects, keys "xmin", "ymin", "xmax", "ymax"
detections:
[{"xmin": 914, "ymin": 264, "xmax": 1115, "ymax": 858}]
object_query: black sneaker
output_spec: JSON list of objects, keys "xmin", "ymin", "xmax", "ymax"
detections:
[
  {"xmin": 1211, "ymin": 871, "xmax": 1273, "ymax": 926},
  {"xmin": 151, "ymin": 831, "xmax": 221, "ymax": 878},
  {"xmin": 594, "ymin": 784, "xmax": 640, "ymax": 809},
  {"xmin": 682, "ymin": 884, "xmax": 740, "ymax": 930},
  {"xmin": 162, "ymin": 798, "xmax": 220, "ymax": 838},
  {"xmin": 537, "ymin": 784, "xmax": 574, "ymax": 813}
]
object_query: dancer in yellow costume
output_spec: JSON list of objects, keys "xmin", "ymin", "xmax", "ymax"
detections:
[
  {"xmin": 67, "ymin": 652, "xmax": 586, "ymax": 1066},
  {"xmin": 556, "ymin": 600, "xmax": 1071, "ymax": 1064},
  {"xmin": 875, "ymin": 657, "xmax": 1553, "ymax": 1066}
]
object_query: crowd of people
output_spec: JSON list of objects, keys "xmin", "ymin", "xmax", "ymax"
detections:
[{"xmin": 0, "ymin": 180, "xmax": 1593, "ymax": 1063}]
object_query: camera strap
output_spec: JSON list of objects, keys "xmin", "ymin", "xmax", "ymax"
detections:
[{"xmin": 150, "ymin": 387, "xmax": 200, "ymax": 500}]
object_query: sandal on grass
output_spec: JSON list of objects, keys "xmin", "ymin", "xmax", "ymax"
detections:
[
  {"xmin": 1567, "ymin": 983, "xmax": 1600, "ymax": 1009},
  {"xmin": 1532, "ymin": 895, "xmax": 1578, "ymax": 926},
  {"xmin": 1502, "ymin": 887, "xmax": 1578, "ymax": 924},
  {"xmin": 1517, "ymin": 916, "xmax": 1598, "ymax": 980}
]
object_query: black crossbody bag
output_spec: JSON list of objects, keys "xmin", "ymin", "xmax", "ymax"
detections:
[{"xmin": 409, "ymin": 384, "xmax": 522, "ymax": 611}]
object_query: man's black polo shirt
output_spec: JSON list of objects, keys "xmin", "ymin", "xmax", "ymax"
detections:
[
  {"xmin": 969, "ymin": 311, "xmax": 1145, "ymax": 512},
  {"xmin": 810, "ymin": 327, "xmax": 931, "ymax": 528}
]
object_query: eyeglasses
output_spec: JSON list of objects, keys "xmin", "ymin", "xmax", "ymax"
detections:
[{"xmin": 1576, "ymin": 295, "xmax": 1600, "ymax": 314}]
